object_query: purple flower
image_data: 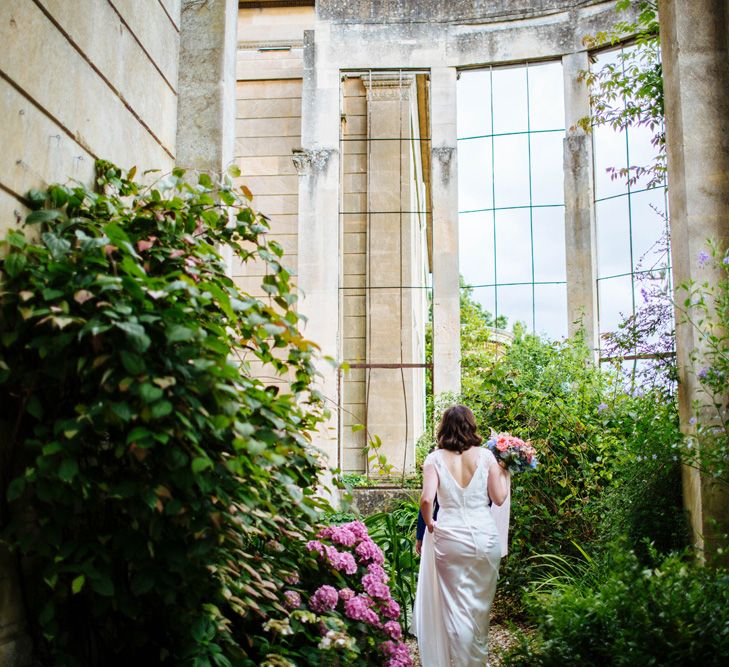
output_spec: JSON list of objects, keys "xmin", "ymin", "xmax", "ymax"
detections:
[
  {"xmin": 284, "ymin": 590, "xmax": 301, "ymax": 609},
  {"xmin": 343, "ymin": 594, "xmax": 375, "ymax": 621},
  {"xmin": 309, "ymin": 585, "xmax": 339, "ymax": 613},
  {"xmin": 329, "ymin": 525, "xmax": 357, "ymax": 547},
  {"xmin": 362, "ymin": 573, "xmax": 391, "ymax": 600},
  {"xmin": 597, "ymin": 402, "xmax": 608, "ymax": 413},
  {"xmin": 306, "ymin": 540, "xmax": 325, "ymax": 555},
  {"xmin": 342, "ymin": 520, "xmax": 369, "ymax": 541},
  {"xmin": 324, "ymin": 545, "xmax": 358, "ymax": 575},
  {"xmin": 698, "ymin": 250, "xmax": 710, "ymax": 267},
  {"xmin": 338, "ymin": 587, "xmax": 355, "ymax": 601},
  {"xmin": 380, "ymin": 640, "xmax": 413, "ymax": 667},
  {"xmin": 380, "ymin": 597, "xmax": 401, "ymax": 619},
  {"xmin": 383, "ymin": 620, "xmax": 403, "ymax": 640},
  {"xmin": 723, "ymin": 256, "xmax": 729, "ymax": 265},
  {"xmin": 367, "ymin": 563, "xmax": 389, "ymax": 582},
  {"xmin": 355, "ymin": 538, "xmax": 385, "ymax": 565},
  {"xmin": 698, "ymin": 367, "xmax": 709, "ymax": 380},
  {"xmin": 689, "ymin": 416, "xmax": 698, "ymax": 425}
]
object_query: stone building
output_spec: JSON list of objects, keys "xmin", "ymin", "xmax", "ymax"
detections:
[{"xmin": 1, "ymin": 0, "xmax": 728, "ymax": 661}]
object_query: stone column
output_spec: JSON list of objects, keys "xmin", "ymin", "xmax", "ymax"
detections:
[
  {"xmin": 562, "ymin": 51, "xmax": 599, "ymax": 354},
  {"xmin": 659, "ymin": 0, "xmax": 729, "ymax": 562},
  {"xmin": 295, "ymin": 30, "xmax": 341, "ymax": 466},
  {"xmin": 430, "ymin": 67, "xmax": 461, "ymax": 397},
  {"xmin": 176, "ymin": 0, "xmax": 238, "ymax": 174}
]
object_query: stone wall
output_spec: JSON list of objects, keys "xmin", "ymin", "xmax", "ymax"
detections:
[
  {"xmin": 0, "ymin": 0, "xmax": 181, "ymax": 239},
  {"xmin": 0, "ymin": 2, "xmax": 182, "ymax": 662}
]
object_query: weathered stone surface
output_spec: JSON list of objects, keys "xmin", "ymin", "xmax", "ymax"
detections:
[{"xmin": 350, "ymin": 487, "xmax": 419, "ymax": 517}]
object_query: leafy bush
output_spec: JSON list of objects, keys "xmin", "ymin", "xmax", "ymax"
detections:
[
  {"xmin": 504, "ymin": 546, "xmax": 729, "ymax": 666},
  {"xmin": 0, "ymin": 162, "xmax": 329, "ymax": 665},
  {"xmin": 257, "ymin": 521, "xmax": 413, "ymax": 666},
  {"xmin": 364, "ymin": 496, "xmax": 420, "ymax": 628}
]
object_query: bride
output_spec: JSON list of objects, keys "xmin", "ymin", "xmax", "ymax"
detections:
[{"xmin": 412, "ymin": 405, "xmax": 510, "ymax": 667}]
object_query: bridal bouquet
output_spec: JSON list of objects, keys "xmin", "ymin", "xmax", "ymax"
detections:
[{"xmin": 486, "ymin": 432, "xmax": 538, "ymax": 473}]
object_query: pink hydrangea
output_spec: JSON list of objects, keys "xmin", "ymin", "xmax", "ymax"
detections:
[
  {"xmin": 367, "ymin": 563, "xmax": 389, "ymax": 582},
  {"xmin": 343, "ymin": 594, "xmax": 374, "ymax": 622},
  {"xmin": 329, "ymin": 525, "xmax": 357, "ymax": 547},
  {"xmin": 324, "ymin": 545, "xmax": 358, "ymax": 575},
  {"xmin": 284, "ymin": 590, "xmax": 301, "ymax": 609},
  {"xmin": 309, "ymin": 585, "xmax": 339, "ymax": 613},
  {"xmin": 342, "ymin": 520, "xmax": 369, "ymax": 541},
  {"xmin": 383, "ymin": 620, "xmax": 403, "ymax": 641},
  {"xmin": 362, "ymin": 573, "xmax": 391, "ymax": 600},
  {"xmin": 283, "ymin": 572, "xmax": 300, "ymax": 585},
  {"xmin": 380, "ymin": 598, "xmax": 401, "ymax": 619},
  {"xmin": 306, "ymin": 540, "xmax": 325, "ymax": 555},
  {"xmin": 380, "ymin": 640, "xmax": 413, "ymax": 667},
  {"xmin": 354, "ymin": 538, "xmax": 385, "ymax": 565},
  {"xmin": 338, "ymin": 587, "xmax": 355, "ymax": 601}
]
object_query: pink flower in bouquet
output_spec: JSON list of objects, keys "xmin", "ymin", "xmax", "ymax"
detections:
[
  {"xmin": 309, "ymin": 585, "xmax": 339, "ymax": 613},
  {"xmin": 495, "ymin": 436, "xmax": 509, "ymax": 452}
]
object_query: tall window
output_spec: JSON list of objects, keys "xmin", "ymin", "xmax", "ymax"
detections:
[
  {"xmin": 457, "ymin": 61, "xmax": 567, "ymax": 339},
  {"xmin": 591, "ymin": 48, "xmax": 670, "ymax": 359}
]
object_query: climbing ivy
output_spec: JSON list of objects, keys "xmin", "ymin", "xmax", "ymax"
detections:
[{"xmin": 0, "ymin": 162, "xmax": 329, "ymax": 665}]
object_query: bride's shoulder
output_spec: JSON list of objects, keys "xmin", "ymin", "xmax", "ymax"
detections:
[{"xmin": 423, "ymin": 449, "xmax": 441, "ymax": 466}]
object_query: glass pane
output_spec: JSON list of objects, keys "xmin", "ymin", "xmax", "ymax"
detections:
[
  {"xmin": 534, "ymin": 283, "xmax": 568, "ymax": 339},
  {"xmin": 528, "ymin": 61, "xmax": 565, "ymax": 131},
  {"xmin": 530, "ymin": 131, "xmax": 565, "ymax": 205},
  {"xmin": 627, "ymin": 123, "xmax": 663, "ymax": 190},
  {"xmin": 492, "ymin": 65, "xmax": 528, "ymax": 134},
  {"xmin": 493, "ymin": 134, "xmax": 530, "ymax": 208},
  {"xmin": 468, "ymin": 286, "xmax": 497, "ymax": 325},
  {"xmin": 495, "ymin": 208, "xmax": 532, "ymax": 284},
  {"xmin": 630, "ymin": 187, "xmax": 669, "ymax": 271},
  {"xmin": 593, "ymin": 122, "xmax": 628, "ymax": 200},
  {"xmin": 457, "ymin": 69, "xmax": 492, "ymax": 138},
  {"xmin": 459, "ymin": 212, "xmax": 494, "ymax": 286},
  {"xmin": 532, "ymin": 207, "xmax": 566, "ymax": 282},
  {"xmin": 497, "ymin": 284, "xmax": 533, "ymax": 332},
  {"xmin": 458, "ymin": 138, "xmax": 493, "ymax": 212},
  {"xmin": 596, "ymin": 196, "xmax": 631, "ymax": 278},
  {"xmin": 598, "ymin": 275, "xmax": 634, "ymax": 336}
]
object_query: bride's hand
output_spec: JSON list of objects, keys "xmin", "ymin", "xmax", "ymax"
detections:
[{"xmin": 427, "ymin": 522, "xmax": 435, "ymax": 534}]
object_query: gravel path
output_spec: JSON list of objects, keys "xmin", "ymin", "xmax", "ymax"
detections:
[{"xmin": 405, "ymin": 622, "xmax": 519, "ymax": 666}]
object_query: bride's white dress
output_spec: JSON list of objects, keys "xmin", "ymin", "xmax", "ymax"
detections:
[{"xmin": 412, "ymin": 448, "xmax": 505, "ymax": 667}]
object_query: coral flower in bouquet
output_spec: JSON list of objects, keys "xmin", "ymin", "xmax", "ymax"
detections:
[{"xmin": 486, "ymin": 432, "xmax": 538, "ymax": 473}]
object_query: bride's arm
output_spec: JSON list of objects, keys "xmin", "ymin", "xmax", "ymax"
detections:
[
  {"xmin": 487, "ymin": 459, "xmax": 510, "ymax": 506},
  {"xmin": 420, "ymin": 459, "xmax": 438, "ymax": 532}
]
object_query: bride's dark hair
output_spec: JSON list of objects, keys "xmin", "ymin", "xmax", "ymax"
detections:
[{"xmin": 436, "ymin": 405, "xmax": 482, "ymax": 453}]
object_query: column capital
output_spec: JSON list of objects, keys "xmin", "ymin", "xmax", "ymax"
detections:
[
  {"xmin": 362, "ymin": 73, "xmax": 415, "ymax": 101},
  {"xmin": 292, "ymin": 148, "xmax": 337, "ymax": 175}
]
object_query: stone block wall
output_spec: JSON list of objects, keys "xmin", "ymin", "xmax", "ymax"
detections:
[{"xmin": 0, "ymin": 0, "xmax": 181, "ymax": 239}]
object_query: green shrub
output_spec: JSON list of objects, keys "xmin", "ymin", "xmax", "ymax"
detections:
[
  {"xmin": 0, "ymin": 162, "xmax": 328, "ymax": 665},
  {"xmin": 504, "ymin": 547, "xmax": 729, "ymax": 666}
]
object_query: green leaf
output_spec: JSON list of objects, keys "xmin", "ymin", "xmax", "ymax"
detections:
[
  {"xmin": 191, "ymin": 457, "xmax": 212, "ymax": 473},
  {"xmin": 120, "ymin": 350, "xmax": 145, "ymax": 375},
  {"xmin": 27, "ymin": 209, "xmax": 64, "ymax": 225},
  {"xmin": 41, "ymin": 232, "xmax": 71, "ymax": 260},
  {"xmin": 91, "ymin": 576, "xmax": 114, "ymax": 597},
  {"xmin": 3, "ymin": 252, "xmax": 27, "ymax": 278},
  {"xmin": 27, "ymin": 395, "xmax": 44, "ymax": 419},
  {"xmin": 139, "ymin": 383, "xmax": 163, "ymax": 403},
  {"xmin": 7, "ymin": 476, "xmax": 26, "ymax": 501},
  {"xmin": 71, "ymin": 575, "xmax": 85, "ymax": 594},
  {"xmin": 58, "ymin": 459, "xmax": 79, "ymax": 482},
  {"xmin": 166, "ymin": 325, "xmax": 195, "ymax": 343},
  {"xmin": 115, "ymin": 321, "xmax": 151, "ymax": 352},
  {"xmin": 150, "ymin": 400, "xmax": 173, "ymax": 419}
]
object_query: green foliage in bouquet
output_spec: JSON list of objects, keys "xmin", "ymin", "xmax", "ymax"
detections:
[
  {"xmin": 503, "ymin": 545, "xmax": 729, "ymax": 666},
  {"xmin": 0, "ymin": 162, "xmax": 329, "ymax": 666}
]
